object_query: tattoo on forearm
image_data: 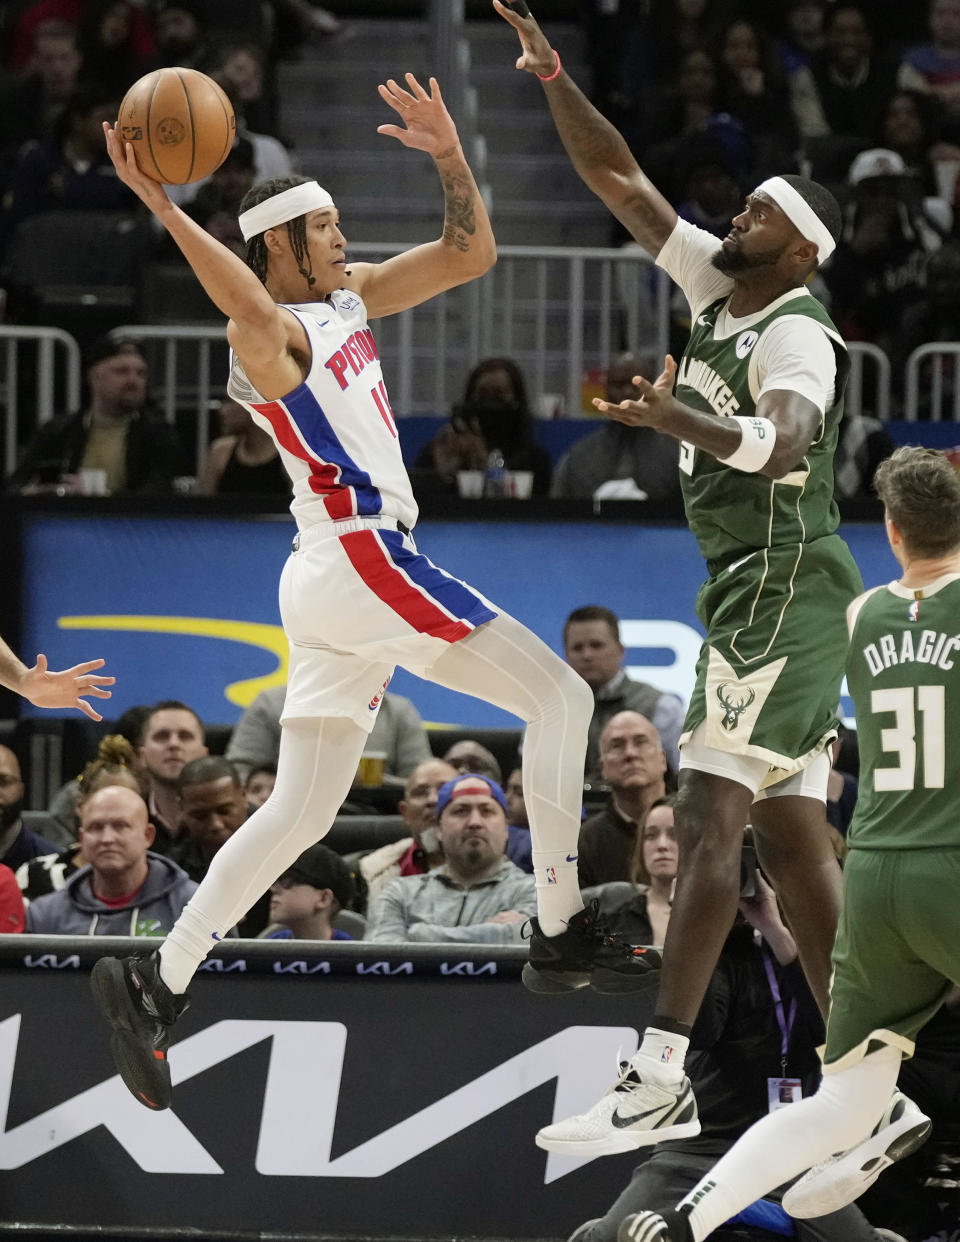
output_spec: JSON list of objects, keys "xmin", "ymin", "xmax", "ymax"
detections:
[
  {"xmin": 440, "ymin": 169, "xmax": 477, "ymax": 252},
  {"xmin": 548, "ymin": 79, "xmax": 630, "ymax": 171}
]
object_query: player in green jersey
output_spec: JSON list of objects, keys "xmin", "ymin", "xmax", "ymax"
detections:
[
  {"xmin": 496, "ymin": 0, "xmax": 864, "ymax": 1157},
  {"xmin": 613, "ymin": 447, "xmax": 960, "ymax": 1239}
]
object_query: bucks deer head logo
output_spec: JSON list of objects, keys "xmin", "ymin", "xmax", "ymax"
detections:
[{"xmin": 716, "ymin": 683, "xmax": 756, "ymax": 731}]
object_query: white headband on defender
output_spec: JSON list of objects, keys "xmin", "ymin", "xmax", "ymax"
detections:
[
  {"xmin": 755, "ymin": 176, "xmax": 836, "ymax": 262},
  {"xmin": 238, "ymin": 181, "xmax": 335, "ymax": 243}
]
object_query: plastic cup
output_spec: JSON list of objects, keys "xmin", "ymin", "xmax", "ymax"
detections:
[{"xmin": 356, "ymin": 752, "xmax": 387, "ymax": 786}]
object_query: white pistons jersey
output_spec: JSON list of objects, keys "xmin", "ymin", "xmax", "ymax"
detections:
[{"xmin": 227, "ymin": 292, "xmax": 419, "ymax": 532}]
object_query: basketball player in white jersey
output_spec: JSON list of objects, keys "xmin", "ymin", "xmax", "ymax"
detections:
[{"xmin": 92, "ymin": 72, "xmax": 659, "ymax": 1110}]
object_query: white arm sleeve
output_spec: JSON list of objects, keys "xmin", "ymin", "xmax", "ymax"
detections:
[
  {"xmin": 754, "ymin": 316, "xmax": 837, "ymax": 414},
  {"xmin": 655, "ymin": 217, "xmax": 734, "ymax": 318}
]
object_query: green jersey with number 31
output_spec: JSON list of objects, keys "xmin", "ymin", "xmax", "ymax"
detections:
[{"xmin": 846, "ymin": 573, "xmax": 960, "ymax": 850}]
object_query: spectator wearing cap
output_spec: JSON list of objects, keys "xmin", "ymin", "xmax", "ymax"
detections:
[
  {"xmin": 10, "ymin": 336, "xmax": 183, "ymax": 495},
  {"xmin": 365, "ymin": 773, "xmax": 537, "ymax": 944},
  {"xmin": 358, "ymin": 758, "xmax": 457, "ymax": 907},
  {"xmin": 264, "ymin": 844, "xmax": 356, "ymax": 941},
  {"xmin": 823, "ymin": 147, "xmax": 944, "ymax": 357}
]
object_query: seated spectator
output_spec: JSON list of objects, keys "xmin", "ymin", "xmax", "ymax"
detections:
[
  {"xmin": 244, "ymin": 762, "xmax": 276, "ymax": 808},
  {"xmin": 716, "ymin": 16, "xmax": 801, "ymax": 179},
  {"xmin": 550, "ymin": 354, "xmax": 684, "ymax": 502},
  {"xmin": 801, "ymin": 6, "xmax": 901, "ymax": 152},
  {"xmin": 504, "ymin": 765, "xmax": 533, "ymax": 874},
  {"xmin": 0, "ymin": 744, "xmax": 59, "ymax": 873},
  {"xmin": 778, "ymin": 0, "xmax": 827, "ymax": 70},
  {"xmin": 586, "ymin": 795, "xmax": 678, "ymax": 946},
  {"xmin": 263, "ymin": 843, "xmax": 357, "ymax": 941},
  {"xmin": 0, "ymin": 83, "xmax": 128, "ymax": 260},
  {"xmin": 895, "ymin": 239, "xmax": 960, "ymax": 410},
  {"xmin": 630, "ymin": 48, "xmax": 723, "ymax": 170},
  {"xmin": 46, "ymin": 706, "xmax": 150, "ymax": 840},
  {"xmin": 553, "ymin": 868, "xmax": 881, "ymax": 1242},
  {"xmin": 413, "ymin": 357, "xmax": 552, "ymax": 497},
  {"xmin": 225, "ymin": 685, "xmax": 431, "ymax": 785},
  {"xmin": 0, "ymin": 25, "xmax": 83, "ymax": 171},
  {"xmin": 25, "ymin": 784, "xmax": 196, "ymax": 935},
  {"xmin": 77, "ymin": 0, "xmax": 157, "ymax": 97},
  {"xmin": 210, "ymin": 41, "xmax": 278, "ymax": 139},
  {"xmin": 357, "ymin": 758, "xmax": 457, "ymax": 908},
  {"xmin": 172, "ymin": 756, "xmax": 248, "ymax": 884},
  {"xmin": 11, "ymin": 337, "xmax": 183, "ymax": 496},
  {"xmin": 879, "ymin": 88, "xmax": 960, "ymax": 207},
  {"xmin": 173, "ymin": 755, "xmax": 268, "ymax": 934},
  {"xmin": 136, "ymin": 699, "xmax": 208, "ymax": 853},
  {"xmin": 824, "ymin": 149, "xmax": 943, "ymax": 356},
  {"xmin": 180, "ymin": 135, "xmax": 257, "ymax": 257},
  {"xmin": 442, "ymin": 739, "xmax": 503, "ymax": 783},
  {"xmin": 197, "ymin": 396, "xmax": 288, "ymax": 496},
  {"xmin": 0, "ymin": 863, "xmax": 26, "ymax": 933},
  {"xmin": 150, "ymin": 1, "xmax": 211, "ymax": 71},
  {"xmin": 899, "ymin": 0, "xmax": 960, "ymax": 141},
  {"xmin": 365, "ymin": 773, "xmax": 537, "ymax": 943},
  {"xmin": 577, "ymin": 712, "xmax": 668, "ymax": 889},
  {"xmin": 563, "ymin": 605, "xmax": 684, "ymax": 777},
  {"xmin": 19, "ymin": 733, "xmax": 146, "ymax": 903}
]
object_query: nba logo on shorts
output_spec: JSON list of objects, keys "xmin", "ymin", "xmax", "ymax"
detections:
[
  {"xmin": 368, "ymin": 676, "xmax": 391, "ymax": 712},
  {"xmin": 545, "ymin": 866, "xmax": 558, "ymax": 885}
]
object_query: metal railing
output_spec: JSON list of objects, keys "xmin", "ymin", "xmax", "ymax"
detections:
[
  {"xmin": 0, "ymin": 326, "xmax": 81, "ymax": 474},
  {"xmin": 0, "ymin": 263, "xmax": 948, "ymax": 478},
  {"xmin": 847, "ymin": 341, "xmax": 891, "ymax": 423},
  {"xmin": 904, "ymin": 343, "xmax": 960, "ymax": 421}
]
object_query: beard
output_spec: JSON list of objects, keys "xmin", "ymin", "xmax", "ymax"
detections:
[
  {"xmin": 711, "ymin": 239, "xmax": 786, "ymax": 275},
  {"xmin": 0, "ymin": 797, "xmax": 23, "ymax": 831}
]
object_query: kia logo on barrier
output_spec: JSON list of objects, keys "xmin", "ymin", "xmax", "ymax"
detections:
[{"xmin": 0, "ymin": 1017, "xmax": 638, "ymax": 1183}]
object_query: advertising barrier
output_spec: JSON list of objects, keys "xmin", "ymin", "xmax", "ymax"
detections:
[
  {"xmin": 17, "ymin": 507, "xmax": 897, "ymax": 729},
  {"xmin": 0, "ymin": 936, "xmax": 654, "ymax": 1239}
]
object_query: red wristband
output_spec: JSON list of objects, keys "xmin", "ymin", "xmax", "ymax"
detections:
[{"xmin": 537, "ymin": 49, "xmax": 562, "ymax": 82}]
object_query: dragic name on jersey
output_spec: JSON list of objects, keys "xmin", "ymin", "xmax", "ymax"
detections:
[{"xmin": 862, "ymin": 628, "xmax": 960, "ymax": 677}]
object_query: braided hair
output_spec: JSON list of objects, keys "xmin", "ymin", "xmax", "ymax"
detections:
[{"xmin": 239, "ymin": 174, "xmax": 318, "ymax": 288}]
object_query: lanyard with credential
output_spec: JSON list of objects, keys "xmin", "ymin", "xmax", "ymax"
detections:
[{"xmin": 761, "ymin": 947, "xmax": 797, "ymax": 1077}]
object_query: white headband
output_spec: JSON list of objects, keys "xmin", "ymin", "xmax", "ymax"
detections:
[
  {"xmin": 755, "ymin": 176, "xmax": 836, "ymax": 262},
  {"xmin": 238, "ymin": 181, "xmax": 335, "ymax": 243}
]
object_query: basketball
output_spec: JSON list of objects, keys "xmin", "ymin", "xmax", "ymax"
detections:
[{"xmin": 116, "ymin": 67, "xmax": 236, "ymax": 185}]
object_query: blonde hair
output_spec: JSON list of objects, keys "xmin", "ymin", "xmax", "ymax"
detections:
[
  {"xmin": 630, "ymin": 794, "xmax": 678, "ymax": 887},
  {"xmin": 76, "ymin": 735, "xmax": 146, "ymax": 807}
]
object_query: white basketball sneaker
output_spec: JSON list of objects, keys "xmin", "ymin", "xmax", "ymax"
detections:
[
  {"xmin": 536, "ymin": 1062, "xmax": 700, "ymax": 1156},
  {"xmin": 782, "ymin": 1091, "xmax": 932, "ymax": 1218}
]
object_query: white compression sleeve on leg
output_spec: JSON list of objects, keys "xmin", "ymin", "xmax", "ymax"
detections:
[
  {"xmin": 159, "ymin": 715, "xmax": 367, "ymax": 994},
  {"xmin": 427, "ymin": 611, "xmax": 593, "ymax": 933},
  {"xmin": 679, "ymin": 1044, "xmax": 902, "ymax": 1240},
  {"xmin": 718, "ymin": 416, "xmax": 776, "ymax": 472}
]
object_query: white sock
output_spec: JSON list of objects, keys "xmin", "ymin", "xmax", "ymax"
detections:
[
  {"xmin": 632, "ymin": 1028, "xmax": 690, "ymax": 1086},
  {"xmin": 680, "ymin": 1045, "xmax": 901, "ymax": 1240},
  {"xmin": 532, "ymin": 849, "xmax": 585, "ymax": 934}
]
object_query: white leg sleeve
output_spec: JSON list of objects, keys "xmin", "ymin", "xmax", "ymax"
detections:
[
  {"xmin": 159, "ymin": 716, "xmax": 367, "ymax": 993},
  {"xmin": 427, "ymin": 612, "xmax": 593, "ymax": 931},
  {"xmin": 680, "ymin": 1044, "xmax": 902, "ymax": 1240}
]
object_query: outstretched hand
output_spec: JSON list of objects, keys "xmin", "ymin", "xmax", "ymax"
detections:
[
  {"xmin": 593, "ymin": 356, "xmax": 678, "ymax": 429},
  {"xmin": 20, "ymin": 654, "xmax": 115, "ymax": 722},
  {"xmin": 102, "ymin": 121, "xmax": 171, "ymax": 214},
  {"xmin": 377, "ymin": 74, "xmax": 460, "ymax": 157},
  {"xmin": 492, "ymin": 0, "xmax": 557, "ymax": 77}
]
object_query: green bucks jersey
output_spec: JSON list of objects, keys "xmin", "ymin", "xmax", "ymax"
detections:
[
  {"xmin": 846, "ymin": 574, "xmax": 960, "ymax": 850},
  {"xmin": 675, "ymin": 293, "xmax": 849, "ymax": 572}
]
